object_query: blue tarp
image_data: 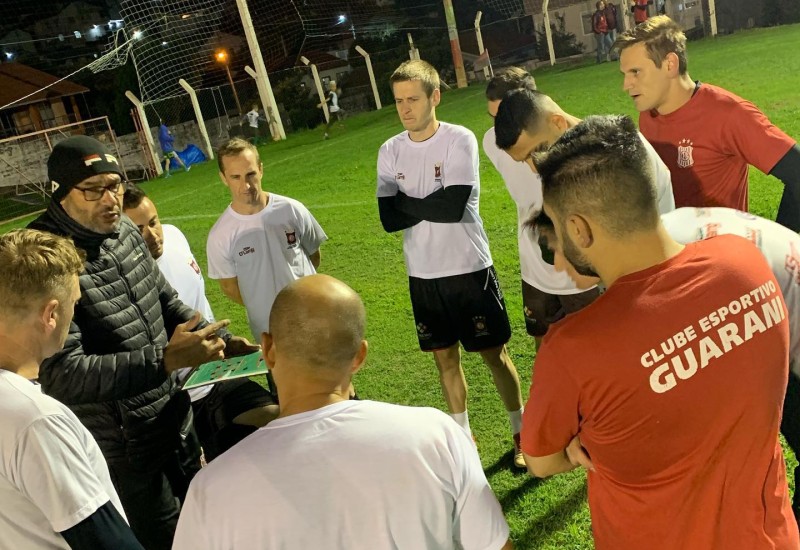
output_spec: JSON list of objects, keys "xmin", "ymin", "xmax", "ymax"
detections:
[{"xmin": 171, "ymin": 144, "xmax": 206, "ymax": 169}]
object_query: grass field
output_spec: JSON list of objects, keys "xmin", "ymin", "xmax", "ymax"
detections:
[{"xmin": 4, "ymin": 24, "xmax": 800, "ymax": 548}]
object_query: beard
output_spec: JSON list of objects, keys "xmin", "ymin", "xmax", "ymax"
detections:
[{"xmin": 561, "ymin": 229, "xmax": 599, "ymax": 278}]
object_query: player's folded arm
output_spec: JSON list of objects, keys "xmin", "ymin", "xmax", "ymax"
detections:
[
  {"xmin": 378, "ymin": 196, "xmax": 421, "ymax": 232},
  {"xmin": 394, "ymin": 185, "xmax": 472, "ymax": 223},
  {"xmin": 772, "ymin": 145, "xmax": 800, "ymax": 232},
  {"xmin": 523, "ymin": 449, "xmax": 576, "ymax": 478}
]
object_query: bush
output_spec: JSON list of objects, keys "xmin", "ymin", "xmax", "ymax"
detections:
[
  {"xmin": 272, "ymin": 70, "xmax": 321, "ymax": 132},
  {"xmin": 535, "ymin": 18, "xmax": 586, "ymax": 59}
]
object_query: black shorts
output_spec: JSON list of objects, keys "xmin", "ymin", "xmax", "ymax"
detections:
[
  {"xmin": 409, "ymin": 266, "xmax": 511, "ymax": 352},
  {"xmin": 191, "ymin": 377, "xmax": 276, "ymax": 460},
  {"xmin": 521, "ymin": 280, "xmax": 601, "ymax": 337}
]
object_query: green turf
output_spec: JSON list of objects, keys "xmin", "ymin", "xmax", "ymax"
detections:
[{"xmin": 4, "ymin": 24, "xmax": 800, "ymax": 549}]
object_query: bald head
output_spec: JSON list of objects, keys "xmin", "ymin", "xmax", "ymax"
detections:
[{"xmin": 269, "ymin": 275, "xmax": 366, "ymax": 372}]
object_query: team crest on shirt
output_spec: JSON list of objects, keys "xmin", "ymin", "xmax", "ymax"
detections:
[
  {"xmin": 189, "ymin": 258, "xmax": 201, "ymax": 275},
  {"xmin": 677, "ymin": 139, "xmax": 694, "ymax": 168},
  {"xmin": 434, "ymin": 163, "xmax": 442, "ymax": 184},
  {"xmin": 786, "ymin": 242, "xmax": 800, "ymax": 284},
  {"xmin": 285, "ymin": 230, "xmax": 298, "ymax": 249},
  {"xmin": 396, "ymin": 172, "xmax": 405, "ymax": 181},
  {"xmin": 472, "ymin": 316, "xmax": 489, "ymax": 337}
]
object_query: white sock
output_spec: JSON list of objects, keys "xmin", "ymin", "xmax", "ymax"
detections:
[
  {"xmin": 451, "ymin": 411, "xmax": 471, "ymax": 436},
  {"xmin": 508, "ymin": 407, "xmax": 523, "ymax": 435}
]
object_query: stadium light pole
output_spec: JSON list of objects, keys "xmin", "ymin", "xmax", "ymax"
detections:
[{"xmin": 215, "ymin": 49, "xmax": 243, "ymax": 116}]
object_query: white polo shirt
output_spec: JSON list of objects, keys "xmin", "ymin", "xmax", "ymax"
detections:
[{"xmin": 377, "ymin": 122, "xmax": 492, "ymax": 279}]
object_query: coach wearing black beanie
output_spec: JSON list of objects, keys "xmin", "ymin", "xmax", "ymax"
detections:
[{"xmin": 28, "ymin": 135, "xmax": 236, "ymax": 550}]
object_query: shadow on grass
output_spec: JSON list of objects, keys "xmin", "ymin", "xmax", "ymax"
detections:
[
  {"xmin": 485, "ymin": 448, "xmax": 532, "ymax": 477},
  {"xmin": 499, "ymin": 476, "xmax": 541, "ymax": 510},
  {"xmin": 517, "ymin": 481, "xmax": 589, "ymax": 546}
]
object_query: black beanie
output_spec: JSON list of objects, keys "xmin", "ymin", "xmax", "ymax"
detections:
[{"xmin": 48, "ymin": 136, "xmax": 124, "ymax": 202}]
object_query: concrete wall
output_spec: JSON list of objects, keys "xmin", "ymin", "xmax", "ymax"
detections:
[
  {"xmin": 531, "ymin": 1, "xmax": 706, "ymax": 56},
  {"xmin": 0, "ymin": 115, "xmax": 234, "ymax": 190}
]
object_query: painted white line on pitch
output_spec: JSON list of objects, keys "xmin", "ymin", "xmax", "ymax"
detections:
[{"xmin": 164, "ymin": 200, "xmax": 372, "ymax": 222}]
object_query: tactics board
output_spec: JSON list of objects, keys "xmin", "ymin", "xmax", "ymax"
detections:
[{"xmin": 181, "ymin": 351, "xmax": 268, "ymax": 390}]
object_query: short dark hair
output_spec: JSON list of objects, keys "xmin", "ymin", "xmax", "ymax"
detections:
[
  {"xmin": 494, "ymin": 88, "xmax": 551, "ymax": 150},
  {"xmin": 534, "ymin": 115, "xmax": 659, "ymax": 237},
  {"xmin": 485, "ymin": 67, "xmax": 536, "ymax": 101},
  {"xmin": 122, "ymin": 184, "xmax": 147, "ymax": 210}
]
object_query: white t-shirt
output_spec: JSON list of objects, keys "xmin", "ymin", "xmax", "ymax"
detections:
[
  {"xmin": 0, "ymin": 370, "xmax": 126, "ymax": 548},
  {"xmin": 377, "ymin": 122, "xmax": 493, "ymax": 279},
  {"xmin": 328, "ymin": 90, "xmax": 340, "ymax": 113},
  {"xmin": 207, "ymin": 193, "xmax": 327, "ymax": 341},
  {"xmin": 158, "ymin": 223, "xmax": 215, "ymax": 402},
  {"xmin": 173, "ymin": 400, "xmax": 509, "ymax": 550},
  {"xmin": 481, "ymin": 126, "xmax": 675, "ymax": 293},
  {"xmin": 245, "ymin": 110, "xmax": 260, "ymax": 128},
  {"xmin": 662, "ymin": 207, "xmax": 800, "ymax": 374}
]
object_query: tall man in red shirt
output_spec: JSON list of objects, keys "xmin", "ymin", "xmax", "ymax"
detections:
[
  {"xmin": 520, "ymin": 114, "xmax": 799, "ymax": 550},
  {"xmin": 615, "ymin": 15, "xmax": 800, "ymax": 230}
]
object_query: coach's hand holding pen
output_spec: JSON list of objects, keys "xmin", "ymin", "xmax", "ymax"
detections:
[{"xmin": 163, "ymin": 312, "xmax": 230, "ymax": 374}]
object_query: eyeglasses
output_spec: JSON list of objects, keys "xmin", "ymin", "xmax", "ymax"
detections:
[{"xmin": 74, "ymin": 181, "xmax": 127, "ymax": 201}]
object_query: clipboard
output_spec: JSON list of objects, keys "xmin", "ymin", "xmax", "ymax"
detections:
[{"xmin": 181, "ymin": 351, "xmax": 268, "ymax": 390}]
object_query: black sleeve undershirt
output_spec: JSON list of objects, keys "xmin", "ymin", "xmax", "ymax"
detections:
[
  {"xmin": 378, "ymin": 196, "xmax": 421, "ymax": 233},
  {"xmin": 772, "ymin": 145, "xmax": 800, "ymax": 232},
  {"xmin": 394, "ymin": 185, "xmax": 472, "ymax": 224},
  {"xmin": 60, "ymin": 501, "xmax": 144, "ymax": 550}
]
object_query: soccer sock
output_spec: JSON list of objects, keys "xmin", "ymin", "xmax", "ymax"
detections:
[
  {"xmin": 451, "ymin": 411, "xmax": 471, "ymax": 435},
  {"xmin": 508, "ymin": 407, "xmax": 523, "ymax": 435}
]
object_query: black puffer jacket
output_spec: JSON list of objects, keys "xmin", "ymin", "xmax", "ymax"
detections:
[{"xmin": 29, "ymin": 201, "xmax": 198, "ymax": 468}]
